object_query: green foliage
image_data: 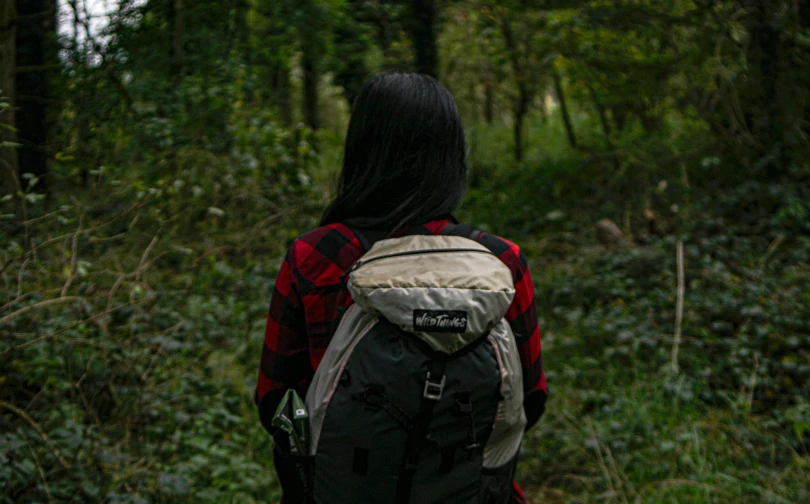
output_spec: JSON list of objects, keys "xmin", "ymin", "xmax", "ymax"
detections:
[
  {"xmin": 0, "ymin": 119, "xmax": 320, "ymax": 501},
  {"xmin": 510, "ymin": 179, "xmax": 810, "ymax": 503},
  {"xmin": 9, "ymin": 120, "xmax": 808, "ymax": 502}
]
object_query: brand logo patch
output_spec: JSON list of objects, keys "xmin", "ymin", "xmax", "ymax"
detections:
[{"xmin": 413, "ymin": 310, "xmax": 468, "ymax": 333}]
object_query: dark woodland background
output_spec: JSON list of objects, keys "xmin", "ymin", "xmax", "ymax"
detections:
[{"xmin": 1, "ymin": 0, "xmax": 809, "ymax": 502}]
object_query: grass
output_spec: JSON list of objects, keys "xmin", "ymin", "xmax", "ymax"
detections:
[{"xmin": 522, "ymin": 313, "xmax": 808, "ymax": 503}]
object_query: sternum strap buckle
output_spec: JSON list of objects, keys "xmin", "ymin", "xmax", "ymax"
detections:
[{"xmin": 422, "ymin": 373, "xmax": 446, "ymax": 401}]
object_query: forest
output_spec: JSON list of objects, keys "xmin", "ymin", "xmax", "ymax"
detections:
[{"xmin": 1, "ymin": 0, "xmax": 809, "ymax": 502}]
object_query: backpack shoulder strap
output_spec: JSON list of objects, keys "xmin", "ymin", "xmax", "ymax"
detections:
[
  {"xmin": 440, "ymin": 222, "xmax": 481, "ymax": 240},
  {"xmin": 343, "ymin": 223, "xmax": 389, "ymax": 252}
]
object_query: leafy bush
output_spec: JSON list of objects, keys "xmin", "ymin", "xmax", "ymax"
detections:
[{"xmin": 0, "ymin": 135, "xmax": 319, "ymax": 501}]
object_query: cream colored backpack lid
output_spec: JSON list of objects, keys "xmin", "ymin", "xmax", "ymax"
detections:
[{"xmin": 346, "ymin": 234, "xmax": 515, "ymax": 354}]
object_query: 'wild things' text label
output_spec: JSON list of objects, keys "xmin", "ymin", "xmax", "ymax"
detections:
[{"xmin": 413, "ymin": 310, "xmax": 468, "ymax": 333}]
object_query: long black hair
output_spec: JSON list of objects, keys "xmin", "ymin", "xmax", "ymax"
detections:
[{"xmin": 320, "ymin": 73, "xmax": 467, "ymax": 232}]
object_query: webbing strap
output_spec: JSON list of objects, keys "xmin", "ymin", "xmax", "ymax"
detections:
[
  {"xmin": 441, "ymin": 222, "xmax": 480, "ymax": 240},
  {"xmin": 347, "ymin": 225, "xmax": 390, "ymax": 252},
  {"xmin": 395, "ymin": 360, "xmax": 446, "ymax": 504}
]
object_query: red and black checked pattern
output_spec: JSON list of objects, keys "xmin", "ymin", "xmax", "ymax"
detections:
[{"xmin": 256, "ymin": 218, "xmax": 546, "ymax": 502}]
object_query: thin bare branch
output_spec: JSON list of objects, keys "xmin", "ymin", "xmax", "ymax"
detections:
[
  {"xmin": 136, "ymin": 235, "xmax": 159, "ymax": 282},
  {"xmin": 0, "ymin": 400, "xmax": 70, "ymax": 469},
  {"xmin": 672, "ymin": 240, "xmax": 685, "ymax": 371},
  {"xmin": 22, "ymin": 433, "xmax": 54, "ymax": 504},
  {"xmin": 61, "ymin": 215, "xmax": 83, "ymax": 297},
  {"xmin": 1, "ymin": 300, "xmax": 138, "ymax": 355},
  {"xmin": 0, "ymin": 296, "xmax": 84, "ymax": 327}
]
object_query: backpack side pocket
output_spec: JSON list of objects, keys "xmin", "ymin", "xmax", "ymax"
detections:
[{"xmin": 484, "ymin": 320, "xmax": 527, "ymax": 469}]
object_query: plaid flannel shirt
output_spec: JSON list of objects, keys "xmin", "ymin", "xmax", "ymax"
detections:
[{"xmin": 256, "ymin": 218, "xmax": 547, "ymax": 503}]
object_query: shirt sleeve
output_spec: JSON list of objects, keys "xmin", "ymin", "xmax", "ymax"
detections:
[{"xmin": 255, "ymin": 244, "xmax": 312, "ymax": 435}]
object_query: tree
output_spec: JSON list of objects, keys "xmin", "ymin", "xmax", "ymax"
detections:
[
  {"xmin": 491, "ymin": 3, "xmax": 552, "ymax": 161},
  {"xmin": 301, "ymin": 39, "xmax": 320, "ymax": 130},
  {"xmin": 168, "ymin": 0, "xmax": 184, "ymax": 78},
  {"xmin": 331, "ymin": 0, "xmax": 373, "ymax": 106},
  {"xmin": 299, "ymin": 0, "xmax": 329, "ymax": 131},
  {"xmin": 440, "ymin": 7, "xmax": 508, "ymax": 125},
  {"xmin": 732, "ymin": 0, "xmax": 810, "ymax": 173},
  {"xmin": 268, "ymin": 0, "xmax": 329, "ymax": 131},
  {"xmin": 552, "ymin": 69, "xmax": 577, "ymax": 150},
  {"xmin": 15, "ymin": 0, "xmax": 56, "ymax": 190},
  {"xmin": 499, "ymin": 13, "xmax": 531, "ymax": 161},
  {"xmin": 0, "ymin": 1, "xmax": 16, "ymax": 195},
  {"xmin": 443, "ymin": 1, "xmax": 556, "ymax": 160},
  {"xmin": 407, "ymin": 0, "xmax": 439, "ymax": 78},
  {"xmin": 253, "ymin": 1, "xmax": 296, "ymax": 125}
]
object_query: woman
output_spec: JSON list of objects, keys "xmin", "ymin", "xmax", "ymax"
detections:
[{"xmin": 256, "ymin": 73, "xmax": 547, "ymax": 503}]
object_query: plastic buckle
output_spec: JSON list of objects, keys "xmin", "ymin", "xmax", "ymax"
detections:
[
  {"xmin": 423, "ymin": 373, "xmax": 446, "ymax": 401},
  {"xmin": 453, "ymin": 398, "xmax": 472, "ymax": 414}
]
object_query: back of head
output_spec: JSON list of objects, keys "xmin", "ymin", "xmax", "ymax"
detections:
[{"xmin": 321, "ymin": 73, "xmax": 467, "ymax": 232}]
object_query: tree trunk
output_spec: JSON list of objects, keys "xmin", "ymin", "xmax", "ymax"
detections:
[
  {"xmin": 77, "ymin": 111, "xmax": 91, "ymax": 186},
  {"xmin": 755, "ymin": 2, "xmax": 779, "ymax": 150},
  {"xmin": 586, "ymin": 84, "xmax": 621, "ymax": 170},
  {"xmin": 408, "ymin": 0, "xmax": 439, "ymax": 78},
  {"xmin": 0, "ymin": 0, "xmax": 17, "ymax": 196},
  {"xmin": 333, "ymin": 28, "xmax": 368, "ymax": 107},
  {"xmin": 0, "ymin": 11, "xmax": 16, "ymax": 197},
  {"xmin": 484, "ymin": 78, "xmax": 494, "ymax": 124},
  {"xmin": 301, "ymin": 41, "xmax": 319, "ymax": 130},
  {"xmin": 800, "ymin": 0, "xmax": 810, "ymax": 145},
  {"xmin": 169, "ymin": 0, "xmax": 183, "ymax": 77},
  {"xmin": 514, "ymin": 105, "xmax": 524, "ymax": 162},
  {"xmin": 374, "ymin": 0, "xmax": 392, "ymax": 56},
  {"xmin": 610, "ymin": 105, "xmax": 627, "ymax": 133},
  {"xmin": 552, "ymin": 71, "xmax": 577, "ymax": 150},
  {"xmin": 500, "ymin": 15, "xmax": 530, "ymax": 161},
  {"xmin": 587, "ymin": 84, "xmax": 613, "ymax": 149},
  {"xmin": 740, "ymin": 0, "xmax": 784, "ymax": 173},
  {"xmin": 236, "ymin": 0, "xmax": 253, "ymax": 103},
  {"xmin": 66, "ymin": 0, "xmax": 91, "ymax": 185},
  {"xmin": 15, "ymin": 0, "xmax": 54, "ymax": 191},
  {"xmin": 336, "ymin": 66, "xmax": 366, "ymax": 108},
  {"xmin": 272, "ymin": 64, "xmax": 293, "ymax": 127},
  {"xmin": 333, "ymin": 0, "xmax": 369, "ymax": 107}
]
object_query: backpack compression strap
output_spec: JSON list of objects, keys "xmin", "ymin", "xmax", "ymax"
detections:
[
  {"xmin": 394, "ymin": 224, "xmax": 479, "ymax": 504},
  {"xmin": 396, "ymin": 359, "xmax": 446, "ymax": 504},
  {"xmin": 345, "ymin": 220, "xmax": 482, "ymax": 503}
]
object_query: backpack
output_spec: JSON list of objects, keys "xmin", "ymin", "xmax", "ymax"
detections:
[{"xmin": 303, "ymin": 224, "xmax": 527, "ymax": 504}]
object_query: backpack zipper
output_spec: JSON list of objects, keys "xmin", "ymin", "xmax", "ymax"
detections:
[{"xmin": 341, "ymin": 247, "xmax": 496, "ymax": 282}]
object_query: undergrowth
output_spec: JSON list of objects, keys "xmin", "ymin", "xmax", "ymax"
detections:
[
  {"xmin": 467, "ymin": 163, "xmax": 810, "ymax": 503},
  {"xmin": 2, "ymin": 129, "xmax": 809, "ymax": 503}
]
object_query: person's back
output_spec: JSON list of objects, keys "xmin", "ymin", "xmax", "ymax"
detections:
[{"xmin": 255, "ymin": 74, "xmax": 547, "ymax": 503}]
